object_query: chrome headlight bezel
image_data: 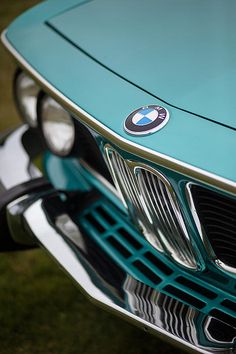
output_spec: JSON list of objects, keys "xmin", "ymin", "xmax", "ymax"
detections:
[{"xmin": 37, "ymin": 93, "xmax": 77, "ymax": 157}]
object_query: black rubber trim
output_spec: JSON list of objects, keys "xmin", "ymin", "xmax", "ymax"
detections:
[
  {"xmin": 0, "ymin": 177, "xmax": 52, "ymax": 211},
  {"xmin": 21, "ymin": 128, "xmax": 45, "ymax": 159},
  {"xmin": 0, "ymin": 177, "xmax": 52, "ymax": 252}
]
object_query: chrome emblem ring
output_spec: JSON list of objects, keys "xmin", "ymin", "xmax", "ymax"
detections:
[{"xmin": 124, "ymin": 105, "xmax": 170, "ymax": 136}]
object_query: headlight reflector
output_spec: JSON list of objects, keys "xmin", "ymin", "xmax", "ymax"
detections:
[
  {"xmin": 14, "ymin": 71, "xmax": 40, "ymax": 127},
  {"xmin": 40, "ymin": 96, "xmax": 75, "ymax": 156}
]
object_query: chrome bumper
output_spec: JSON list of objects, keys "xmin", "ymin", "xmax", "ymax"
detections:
[{"xmin": 0, "ymin": 126, "xmax": 235, "ymax": 354}]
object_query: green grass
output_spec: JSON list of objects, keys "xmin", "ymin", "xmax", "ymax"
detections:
[
  {"xmin": 0, "ymin": 250, "xmax": 177, "ymax": 354},
  {"xmin": 0, "ymin": 2, "xmax": 180, "ymax": 353}
]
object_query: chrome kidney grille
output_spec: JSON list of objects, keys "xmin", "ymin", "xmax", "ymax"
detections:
[
  {"xmin": 104, "ymin": 147, "xmax": 163, "ymax": 252},
  {"xmin": 104, "ymin": 145, "xmax": 198, "ymax": 269},
  {"xmin": 135, "ymin": 168, "xmax": 197, "ymax": 268}
]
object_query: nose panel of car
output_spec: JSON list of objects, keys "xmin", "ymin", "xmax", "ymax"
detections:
[{"xmin": 4, "ymin": 6, "xmax": 236, "ymax": 188}]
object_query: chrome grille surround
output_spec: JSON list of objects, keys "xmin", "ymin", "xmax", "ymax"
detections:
[
  {"xmin": 104, "ymin": 144, "xmax": 199, "ymax": 270},
  {"xmin": 186, "ymin": 182, "xmax": 236, "ymax": 275}
]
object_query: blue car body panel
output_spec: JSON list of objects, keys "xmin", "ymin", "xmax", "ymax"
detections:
[
  {"xmin": 5, "ymin": 1, "xmax": 236, "ymax": 187},
  {"xmin": 49, "ymin": 0, "xmax": 236, "ymax": 129}
]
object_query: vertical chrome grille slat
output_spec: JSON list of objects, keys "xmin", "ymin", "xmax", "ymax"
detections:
[
  {"xmin": 148, "ymin": 175, "xmax": 174, "ymax": 239},
  {"xmin": 104, "ymin": 145, "xmax": 199, "ymax": 269},
  {"xmin": 147, "ymin": 172, "xmax": 172, "ymax": 238},
  {"xmin": 136, "ymin": 172, "xmax": 164, "ymax": 251},
  {"xmin": 159, "ymin": 181, "xmax": 180, "ymax": 233},
  {"xmin": 142, "ymin": 172, "xmax": 170, "ymax": 235},
  {"xmin": 155, "ymin": 176, "xmax": 174, "ymax": 233}
]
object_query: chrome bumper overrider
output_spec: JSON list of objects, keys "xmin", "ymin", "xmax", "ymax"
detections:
[{"xmin": 0, "ymin": 126, "xmax": 235, "ymax": 354}]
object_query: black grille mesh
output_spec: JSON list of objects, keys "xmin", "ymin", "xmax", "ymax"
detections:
[{"xmin": 191, "ymin": 185, "xmax": 236, "ymax": 268}]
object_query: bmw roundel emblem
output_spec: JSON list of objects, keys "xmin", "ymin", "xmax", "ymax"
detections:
[{"xmin": 124, "ymin": 105, "xmax": 170, "ymax": 136}]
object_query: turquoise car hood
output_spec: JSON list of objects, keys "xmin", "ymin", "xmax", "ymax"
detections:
[
  {"xmin": 48, "ymin": 0, "xmax": 236, "ymax": 130},
  {"xmin": 4, "ymin": 0, "xmax": 236, "ymax": 188}
]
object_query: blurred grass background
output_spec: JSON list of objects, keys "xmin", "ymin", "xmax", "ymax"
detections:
[{"xmin": 0, "ymin": 2, "xmax": 179, "ymax": 354}]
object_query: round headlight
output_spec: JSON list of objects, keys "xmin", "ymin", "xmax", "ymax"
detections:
[
  {"xmin": 14, "ymin": 70, "xmax": 40, "ymax": 127},
  {"xmin": 39, "ymin": 95, "xmax": 76, "ymax": 156}
]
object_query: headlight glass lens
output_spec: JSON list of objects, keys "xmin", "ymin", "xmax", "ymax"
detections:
[
  {"xmin": 15, "ymin": 71, "xmax": 40, "ymax": 127},
  {"xmin": 40, "ymin": 96, "xmax": 75, "ymax": 156}
]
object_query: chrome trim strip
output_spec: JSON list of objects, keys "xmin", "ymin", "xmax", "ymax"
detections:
[
  {"xmin": 186, "ymin": 182, "xmax": 236, "ymax": 276},
  {"xmin": 2, "ymin": 29, "xmax": 236, "ymax": 196},
  {"xmin": 79, "ymin": 158, "xmax": 120, "ymax": 199},
  {"xmin": 204, "ymin": 317, "xmax": 236, "ymax": 345},
  {"xmin": 78, "ymin": 158, "xmax": 127, "ymax": 213},
  {"xmin": 214, "ymin": 259, "xmax": 236, "ymax": 276}
]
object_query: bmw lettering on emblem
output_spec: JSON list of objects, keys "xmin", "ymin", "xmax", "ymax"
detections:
[{"xmin": 124, "ymin": 105, "xmax": 170, "ymax": 136}]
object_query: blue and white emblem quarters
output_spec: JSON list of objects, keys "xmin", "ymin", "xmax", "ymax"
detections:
[{"xmin": 124, "ymin": 105, "xmax": 170, "ymax": 136}]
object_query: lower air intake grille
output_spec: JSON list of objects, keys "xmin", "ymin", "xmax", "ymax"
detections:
[
  {"xmin": 190, "ymin": 185, "xmax": 236, "ymax": 270},
  {"xmin": 104, "ymin": 145, "xmax": 199, "ymax": 269}
]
